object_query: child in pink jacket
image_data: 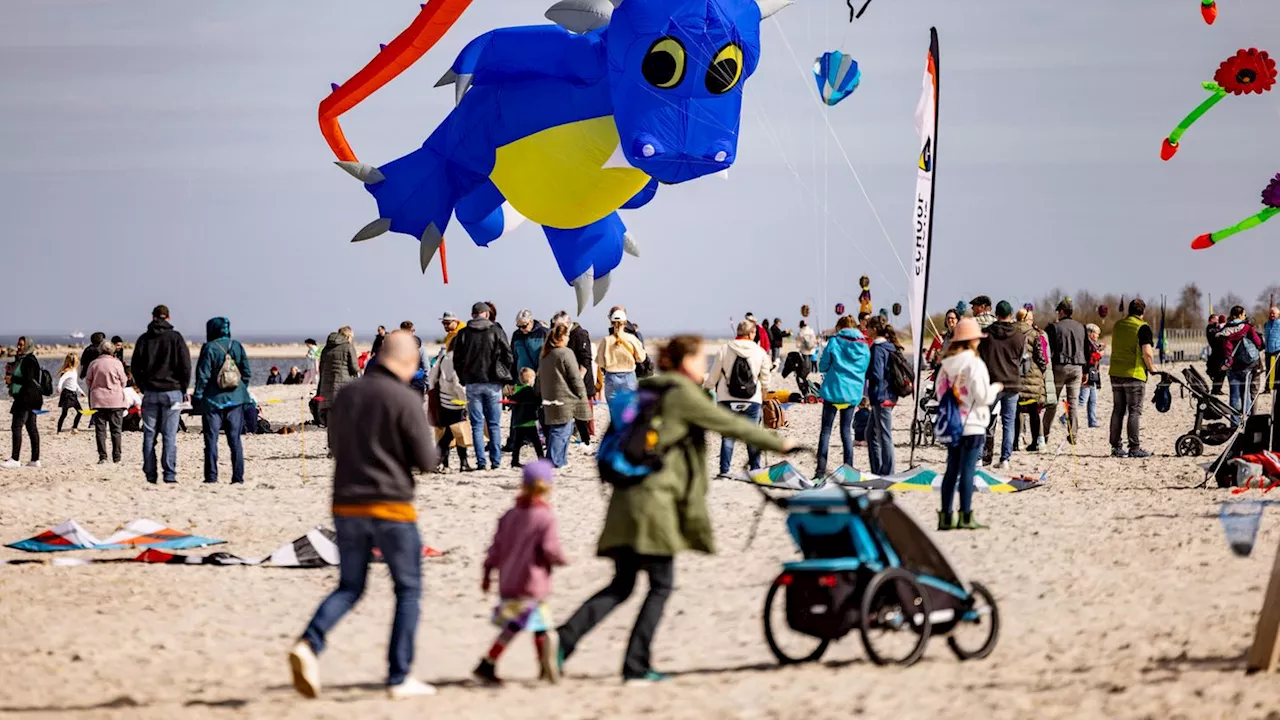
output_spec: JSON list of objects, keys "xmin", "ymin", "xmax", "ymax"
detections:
[{"xmin": 475, "ymin": 460, "xmax": 568, "ymax": 685}]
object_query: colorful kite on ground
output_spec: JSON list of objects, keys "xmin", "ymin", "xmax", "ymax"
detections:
[
  {"xmin": 1192, "ymin": 173, "xmax": 1280, "ymax": 249},
  {"xmin": 5, "ymin": 519, "xmax": 224, "ymax": 553},
  {"xmin": 1201, "ymin": 0, "xmax": 1217, "ymax": 25},
  {"xmin": 813, "ymin": 50, "xmax": 861, "ymax": 106},
  {"xmin": 322, "ymin": 0, "xmax": 795, "ymax": 312},
  {"xmin": 1161, "ymin": 49, "xmax": 1276, "ymax": 161},
  {"xmin": 731, "ymin": 461, "xmax": 821, "ymax": 491}
]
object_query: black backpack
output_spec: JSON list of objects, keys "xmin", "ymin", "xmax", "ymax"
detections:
[
  {"xmin": 726, "ymin": 354, "xmax": 758, "ymax": 398},
  {"xmin": 39, "ymin": 368, "xmax": 54, "ymax": 397},
  {"xmin": 886, "ymin": 347, "xmax": 914, "ymax": 398}
]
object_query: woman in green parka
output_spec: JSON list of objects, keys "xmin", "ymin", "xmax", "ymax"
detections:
[{"xmin": 555, "ymin": 335, "xmax": 797, "ymax": 683}]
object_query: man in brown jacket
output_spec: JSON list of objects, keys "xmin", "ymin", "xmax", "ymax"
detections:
[{"xmin": 289, "ymin": 331, "xmax": 439, "ymax": 700}]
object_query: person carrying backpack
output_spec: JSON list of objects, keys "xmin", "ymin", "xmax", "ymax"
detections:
[
  {"xmin": 1221, "ymin": 305, "xmax": 1264, "ymax": 415},
  {"xmin": 192, "ymin": 316, "xmax": 252, "ymax": 484},
  {"xmin": 865, "ymin": 316, "xmax": 907, "ymax": 476},
  {"xmin": 556, "ymin": 335, "xmax": 796, "ymax": 684},
  {"xmin": 935, "ymin": 318, "xmax": 1002, "ymax": 531},
  {"xmin": 704, "ymin": 320, "xmax": 772, "ymax": 478},
  {"xmin": 3, "ymin": 336, "xmax": 45, "ymax": 469}
]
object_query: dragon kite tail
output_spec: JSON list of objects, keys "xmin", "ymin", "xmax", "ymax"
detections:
[
  {"xmin": 544, "ymin": 213, "xmax": 636, "ymax": 315},
  {"xmin": 337, "ymin": 144, "xmax": 462, "ymax": 276}
]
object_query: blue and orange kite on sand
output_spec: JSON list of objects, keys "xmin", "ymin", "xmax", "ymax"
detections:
[{"xmin": 320, "ymin": 0, "xmax": 797, "ymax": 312}]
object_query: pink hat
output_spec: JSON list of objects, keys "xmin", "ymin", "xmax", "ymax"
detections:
[{"xmin": 950, "ymin": 317, "xmax": 986, "ymax": 343}]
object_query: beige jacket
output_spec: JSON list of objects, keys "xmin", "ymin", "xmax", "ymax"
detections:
[{"xmin": 596, "ymin": 331, "xmax": 647, "ymax": 374}]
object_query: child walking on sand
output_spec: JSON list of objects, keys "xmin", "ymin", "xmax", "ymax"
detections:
[
  {"xmin": 56, "ymin": 353, "xmax": 85, "ymax": 434},
  {"xmin": 475, "ymin": 460, "xmax": 567, "ymax": 685}
]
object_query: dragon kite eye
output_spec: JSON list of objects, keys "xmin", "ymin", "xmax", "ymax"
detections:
[
  {"xmin": 643, "ymin": 37, "xmax": 686, "ymax": 89},
  {"xmin": 706, "ymin": 43, "xmax": 744, "ymax": 95}
]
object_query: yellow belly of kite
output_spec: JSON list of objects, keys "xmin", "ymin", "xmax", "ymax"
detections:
[{"xmin": 490, "ymin": 116, "xmax": 651, "ymax": 230}]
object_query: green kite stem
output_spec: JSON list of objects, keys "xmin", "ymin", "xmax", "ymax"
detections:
[
  {"xmin": 1168, "ymin": 86, "xmax": 1227, "ymax": 145},
  {"xmin": 1211, "ymin": 206, "xmax": 1280, "ymax": 243}
]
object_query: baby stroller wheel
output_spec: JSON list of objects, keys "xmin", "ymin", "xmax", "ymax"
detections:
[
  {"xmin": 859, "ymin": 568, "xmax": 932, "ymax": 667},
  {"xmin": 947, "ymin": 581, "xmax": 1000, "ymax": 661},
  {"xmin": 763, "ymin": 580, "xmax": 830, "ymax": 664},
  {"xmin": 1175, "ymin": 434, "xmax": 1204, "ymax": 458}
]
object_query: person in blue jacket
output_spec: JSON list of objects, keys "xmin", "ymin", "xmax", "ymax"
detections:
[
  {"xmin": 1265, "ymin": 306, "xmax": 1280, "ymax": 393},
  {"xmin": 815, "ymin": 316, "xmax": 870, "ymax": 477},
  {"xmin": 864, "ymin": 316, "xmax": 901, "ymax": 476},
  {"xmin": 193, "ymin": 316, "xmax": 252, "ymax": 484}
]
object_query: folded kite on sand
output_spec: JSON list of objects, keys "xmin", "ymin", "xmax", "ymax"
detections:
[
  {"xmin": 4, "ymin": 519, "xmax": 224, "ymax": 553},
  {"xmin": 2, "ymin": 526, "xmax": 448, "ymax": 567},
  {"xmin": 728, "ymin": 463, "xmax": 1043, "ymax": 494}
]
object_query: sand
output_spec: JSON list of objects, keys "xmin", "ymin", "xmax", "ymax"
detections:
[{"xmin": 2, "ymin": 368, "xmax": 1279, "ymax": 720}]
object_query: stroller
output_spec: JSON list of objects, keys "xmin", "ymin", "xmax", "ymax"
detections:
[
  {"xmin": 1154, "ymin": 367, "xmax": 1240, "ymax": 457},
  {"xmin": 910, "ymin": 381, "xmax": 939, "ymax": 448},
  {"xmin": 758, "ymin": 485, "xmax": 999, "ymax": 667}
]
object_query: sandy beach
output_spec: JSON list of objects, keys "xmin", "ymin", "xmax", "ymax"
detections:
[{"xmin": 1, "ymin": 368, "xmax": 1278, "ymax": 720}]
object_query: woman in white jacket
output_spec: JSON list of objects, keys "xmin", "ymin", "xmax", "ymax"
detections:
[{"xmin": 936, "ymin": 318, "xmax": 1002, "ymax": 531}]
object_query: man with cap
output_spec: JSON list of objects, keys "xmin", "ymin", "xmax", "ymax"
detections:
[
  {"xmin": 451, "ymin": 302, "xmax": 515, "ymax": 470},
  {"xmin": 977, "ymin": 301, "xmax": 1027, "ymax": 469},
  {"xmin": 1044, "ymin": 298, "xmax": 1087, "ymax": 443},
  {"xmin": 970, "ymin": 296, "xmax": 996, "ymax": 330},
  {"xmin": 507, "ymin": 310, "xmax": 548, "ymax": 451}
]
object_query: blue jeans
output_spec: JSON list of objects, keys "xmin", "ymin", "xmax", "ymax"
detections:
[
  {"xmin": 984, "ymin": 390, "xmax": 1020, "ymax": 463},
  {"xmin": 302, "ymin": 516, "xmax": 422, "ymax": 687},
  {"xmin": 1230, "ymin": 369, "xmax": 1253, "ymax": 416},
  {"xmin": 1079, "ymin": 386, "xmax": 1099, "ymax": 427},
  {"xmin": 816, "ymin": 402, "xmax": 854, "ymax": 475},
  {"xmin": 202, "ymin": 405, "xmax": 245, "ymax": 483},
  {"xmin": 547, "ymin": 422, "xmax": 574, "ymax": 468},
  {"xmin": 940, "ymin": 434, "xmax": 984, "ymax": 516},
  {"xmin": 142, "ymin": 390, "xmax": 183, "ymax": 483},
  {"xmin": 718, "ymin": 401, "xmax": 762, "ymax": 474},
  {"xmin": 466, "ymin": 383, "xmax": 503, "ymax": 468},
  {"xmin": 868, "ymin": 404, "xmax": 895, "ymax": 476},
  {"xmin": 604, "ymin": 372, "xmax": 638, "ymax": 402}
]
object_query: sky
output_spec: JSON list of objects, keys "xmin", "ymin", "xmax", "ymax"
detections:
[{"xmin": 3, "ymin": 0, "xmax": 1280, "ymax": 339}]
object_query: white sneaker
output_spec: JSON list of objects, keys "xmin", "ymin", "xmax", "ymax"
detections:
[
  {"xmin": 387, "ymin": 677, "xmax": 437, "ymax": 700},
  {"xmin": 0, "ymin": 459, "xmax": 20, "ymax": 470},
  {"xmin": 24, "ymin": 461, "xmax": 41, "ymax": 469},
  {"xmin": 997, "ymin": 461, "xmax": 1010, "ymax": 471},
  {"xmin": 288, "ymin": 641, "xmax": 321, "ymax": 699}
]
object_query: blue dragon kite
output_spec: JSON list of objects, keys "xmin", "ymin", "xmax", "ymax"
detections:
[{"xmin": 333, "ymin": 0, "xmax": 796, "ymax": 312}]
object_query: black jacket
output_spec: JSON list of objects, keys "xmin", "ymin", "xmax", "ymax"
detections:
[
  {"xmin": 131, "ymin": 319, "xmax": 191, "ymax": 394},
  {"xmin": 329, "ymin": 366, "xmax": 439, "ymax": 505},
  {"xmin": 451, "ymin": 318, "xmax": 514, "ymax": 386},
  {"xmin": 1046, "ymin": 318, "xmax": 1087, "ymax": 368},
  {"xmin": 979, "ymin": 320, "xmax": 1027, "ymax": 389},
  {"xmin": 79, "ymin": 346, "xmax": 100, "ymax": 380},
  {"xmin": 8, "ymin": 354, "xmax": 44, "ymax": 414},
  {"xmin": 569, "ymin": 324, "xmax": 595, "ymax": 397}
]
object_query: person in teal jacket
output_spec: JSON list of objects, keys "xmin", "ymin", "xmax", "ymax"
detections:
[
  {"xmin": 815, "ymin": 317, "xmax": 871, "ymax": 476},
  {"xmin": 193, "ymin": 316, "xmax": 251, "ymax": 484}
]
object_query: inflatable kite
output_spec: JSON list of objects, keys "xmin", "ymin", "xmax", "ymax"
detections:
[
  {"xmin": 321, "ymin": 0, "xmax": 796, "ymax": 312},
  {"xmin": 1191, "ymin": 173, "xmax": 1280, "ymax": 250},
  {"xmin": 891, "ymin": 302, "xmax": 901, "ymax": 316},
  {"xmin": 1161, "ymin": 49, "xmax": 1276, "ymax": 161},
  {"xmin": 835, "ymin": 302, "xmax": 846, "ymax": 316},
  {"xmin": 1201, "ymin": 0, "xmax": 1217, "ymax": 25},
  {"xmin": 858, "ymin": 275, "xmax": 872, "ymax": 316},
  {"xmin": 813, "ymin": 50, "xmax": 860, "ymax": 106}
]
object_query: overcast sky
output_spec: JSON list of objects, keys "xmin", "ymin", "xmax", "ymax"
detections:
[{"xmin": 3, "ymin": 0, "xmax": 1279, "ymax": 338}]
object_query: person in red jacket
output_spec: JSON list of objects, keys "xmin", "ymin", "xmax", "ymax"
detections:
[{"xmin": 744, "ymin": 313, "xmax": 771, "ymax": 356}]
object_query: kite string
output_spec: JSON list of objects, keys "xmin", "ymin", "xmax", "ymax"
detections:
[
  {"xmin": 752, "ymin": 108, "xmax": 902, "ymax": 296},
  {"xmin": 768, "ymin": 16, "xmax": 912, "ymax": 282}
]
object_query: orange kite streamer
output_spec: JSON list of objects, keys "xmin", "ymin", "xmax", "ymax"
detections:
[{"xmin": 318, "ymin": 0, "xmax": 475, "ymax": 282}]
